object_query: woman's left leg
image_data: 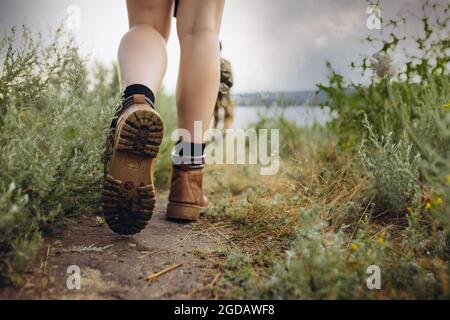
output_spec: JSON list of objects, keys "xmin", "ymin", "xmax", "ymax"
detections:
[{"xmin": 103, "ymin": 0, "xmax": 173, "ymax": 235}]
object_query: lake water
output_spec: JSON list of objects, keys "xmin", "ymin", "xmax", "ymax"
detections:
[{"xmin": 230, "ymin": 105, "xmax": 335, "ymax": 129}]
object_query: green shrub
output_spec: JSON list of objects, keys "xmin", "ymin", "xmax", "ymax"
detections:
[
  {"xmin": 318, "ymin": 2, "xmax": 450, "ymax": 148},
  {"xmin": 359, "ymin": 120, "xmax": 421, "ymax": 214},
  {"xmin": 0, "ymin": 26, "xmax": 117, "ymax": 284},
  {"xmin": 0, "ymin": 26, "xmax": 178, "ymax": 283},
  {"xmin": 262, "ymin": 207, "xmax": 448, "ymax": 299},
  {"xmin": 417, "ymin": 99, "xmax": 450, "ymax": 234},
  {"xmin": 317, "ymin": 1, "xmax": 449, "ymax": 223}
]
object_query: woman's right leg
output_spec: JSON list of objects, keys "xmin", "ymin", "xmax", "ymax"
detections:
[
  {"xmin": 175, "ymin": 0, "xmax": 225, "ymax": 142},
  {"xmin": 166, "ymin": 0, "xmax": 225, "ymax": 221}
]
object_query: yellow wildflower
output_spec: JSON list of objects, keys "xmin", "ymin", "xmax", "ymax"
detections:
[
  {"xmin": 430, "ymin": 195, "xmax": 444, "ymax": 206},
  {"xmin": 375, "ymin": 231, "xmax": 386, "ymax": 245},
  {"xmin": 425, "ymin": 202, "xmax": 432, "ymax": 210},
  {"xmin": 443, "ymin": 100, "xmax": 450, "ymax": 111},
  {"xmin": 351, "ymin": 243, "xmax": 359, "ymax": 251}
]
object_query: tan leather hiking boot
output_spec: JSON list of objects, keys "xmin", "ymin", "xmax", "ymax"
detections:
[
  {"xmin": 166, "ymin": 164, "xmax": 208, "ymax": 221},
  {"xmin": 102, "ymin": 94, "xmax": 163, "ymax": 235}
]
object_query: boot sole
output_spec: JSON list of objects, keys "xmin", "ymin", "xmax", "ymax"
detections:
[
  {"xmin": 166, "ymin": 202, "xmax": 205, "ymax": 221},
  {"xmin": 102, "ymin": 105, "xmax": 163, "ymax": 235}
]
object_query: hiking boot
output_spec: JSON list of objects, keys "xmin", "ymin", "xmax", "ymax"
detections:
[
  {"xmin": 166, "ymin": 164, "xmax": 208, "ymax": 221},
  {"xmin": 102, "ymin": 94, "xmax": 163, "ymax": 235}
]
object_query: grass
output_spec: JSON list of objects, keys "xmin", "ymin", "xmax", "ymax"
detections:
[
  {"xmin": 204, "ymin": 120, "xmax": 449, "ymax": 299},
  {"xmin": 201, "ymin": 2, "xmax": 450, "ymax": 299}
]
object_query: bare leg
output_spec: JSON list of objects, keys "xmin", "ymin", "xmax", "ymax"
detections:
[
  {"xmin": 118, "ymin": 0, "xmax": 173, "ymax": 93},
  {"xmin": 103, "ymin": 0, "xmax": 171, "ymax": 235},
  {"xmin": 176, "ymin": 0, "xmax": 225, "ymax": 143}
]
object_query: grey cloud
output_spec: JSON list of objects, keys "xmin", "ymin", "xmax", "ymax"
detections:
[{"xmin": 222, "ymin": 0, "xmax": 438, "ymax": 91}]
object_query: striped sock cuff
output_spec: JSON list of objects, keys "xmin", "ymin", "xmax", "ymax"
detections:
[
  {"xmin": 122, "ymin": 84, "xmax": 155, "ymax": 105},
  {"xmin": 121, "ymin": 95, "xmax": 154, "ymax": 109},
  {"xmin": 171, "ymin": 140, "xmax": 206, "ymax": 168},
  {"xmin": 171, "ymin": 152, "xmax": 205, "ymax": 168}
]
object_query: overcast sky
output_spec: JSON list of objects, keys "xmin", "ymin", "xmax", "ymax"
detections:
[{"xmin": 0, "ymin": 0, "xmax": 441, "ymax": 93}]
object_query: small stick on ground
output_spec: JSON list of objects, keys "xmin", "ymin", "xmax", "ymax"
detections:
[
  {"xmin": 147, "ymin": 263, "xmax": 183, "ymax": 282},
  {"xmin": 42, "ymin": 244, "xmax": 51, "ymax": 276},
  {"xmin": 208, "ymin": 272, "xmax": 221, "ymax": 288}
]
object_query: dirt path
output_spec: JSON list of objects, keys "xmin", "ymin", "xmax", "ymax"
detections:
[{"xmin": 0, "ymin": 192, "xmax": 229, "ymax": 300}]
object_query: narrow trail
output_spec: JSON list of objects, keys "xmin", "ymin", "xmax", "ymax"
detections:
[{"xmin": 1, "ymin": 192, "xmax": 229, "ymax": 299}]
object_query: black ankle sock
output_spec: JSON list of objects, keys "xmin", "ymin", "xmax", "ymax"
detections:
[
  {"xmin": 172, "ymin": 140, "xmax": 206, "ymax": 168},
  {"xmin": 122, "ymin": 84, "xmax": 155, "ymax": 106}
]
